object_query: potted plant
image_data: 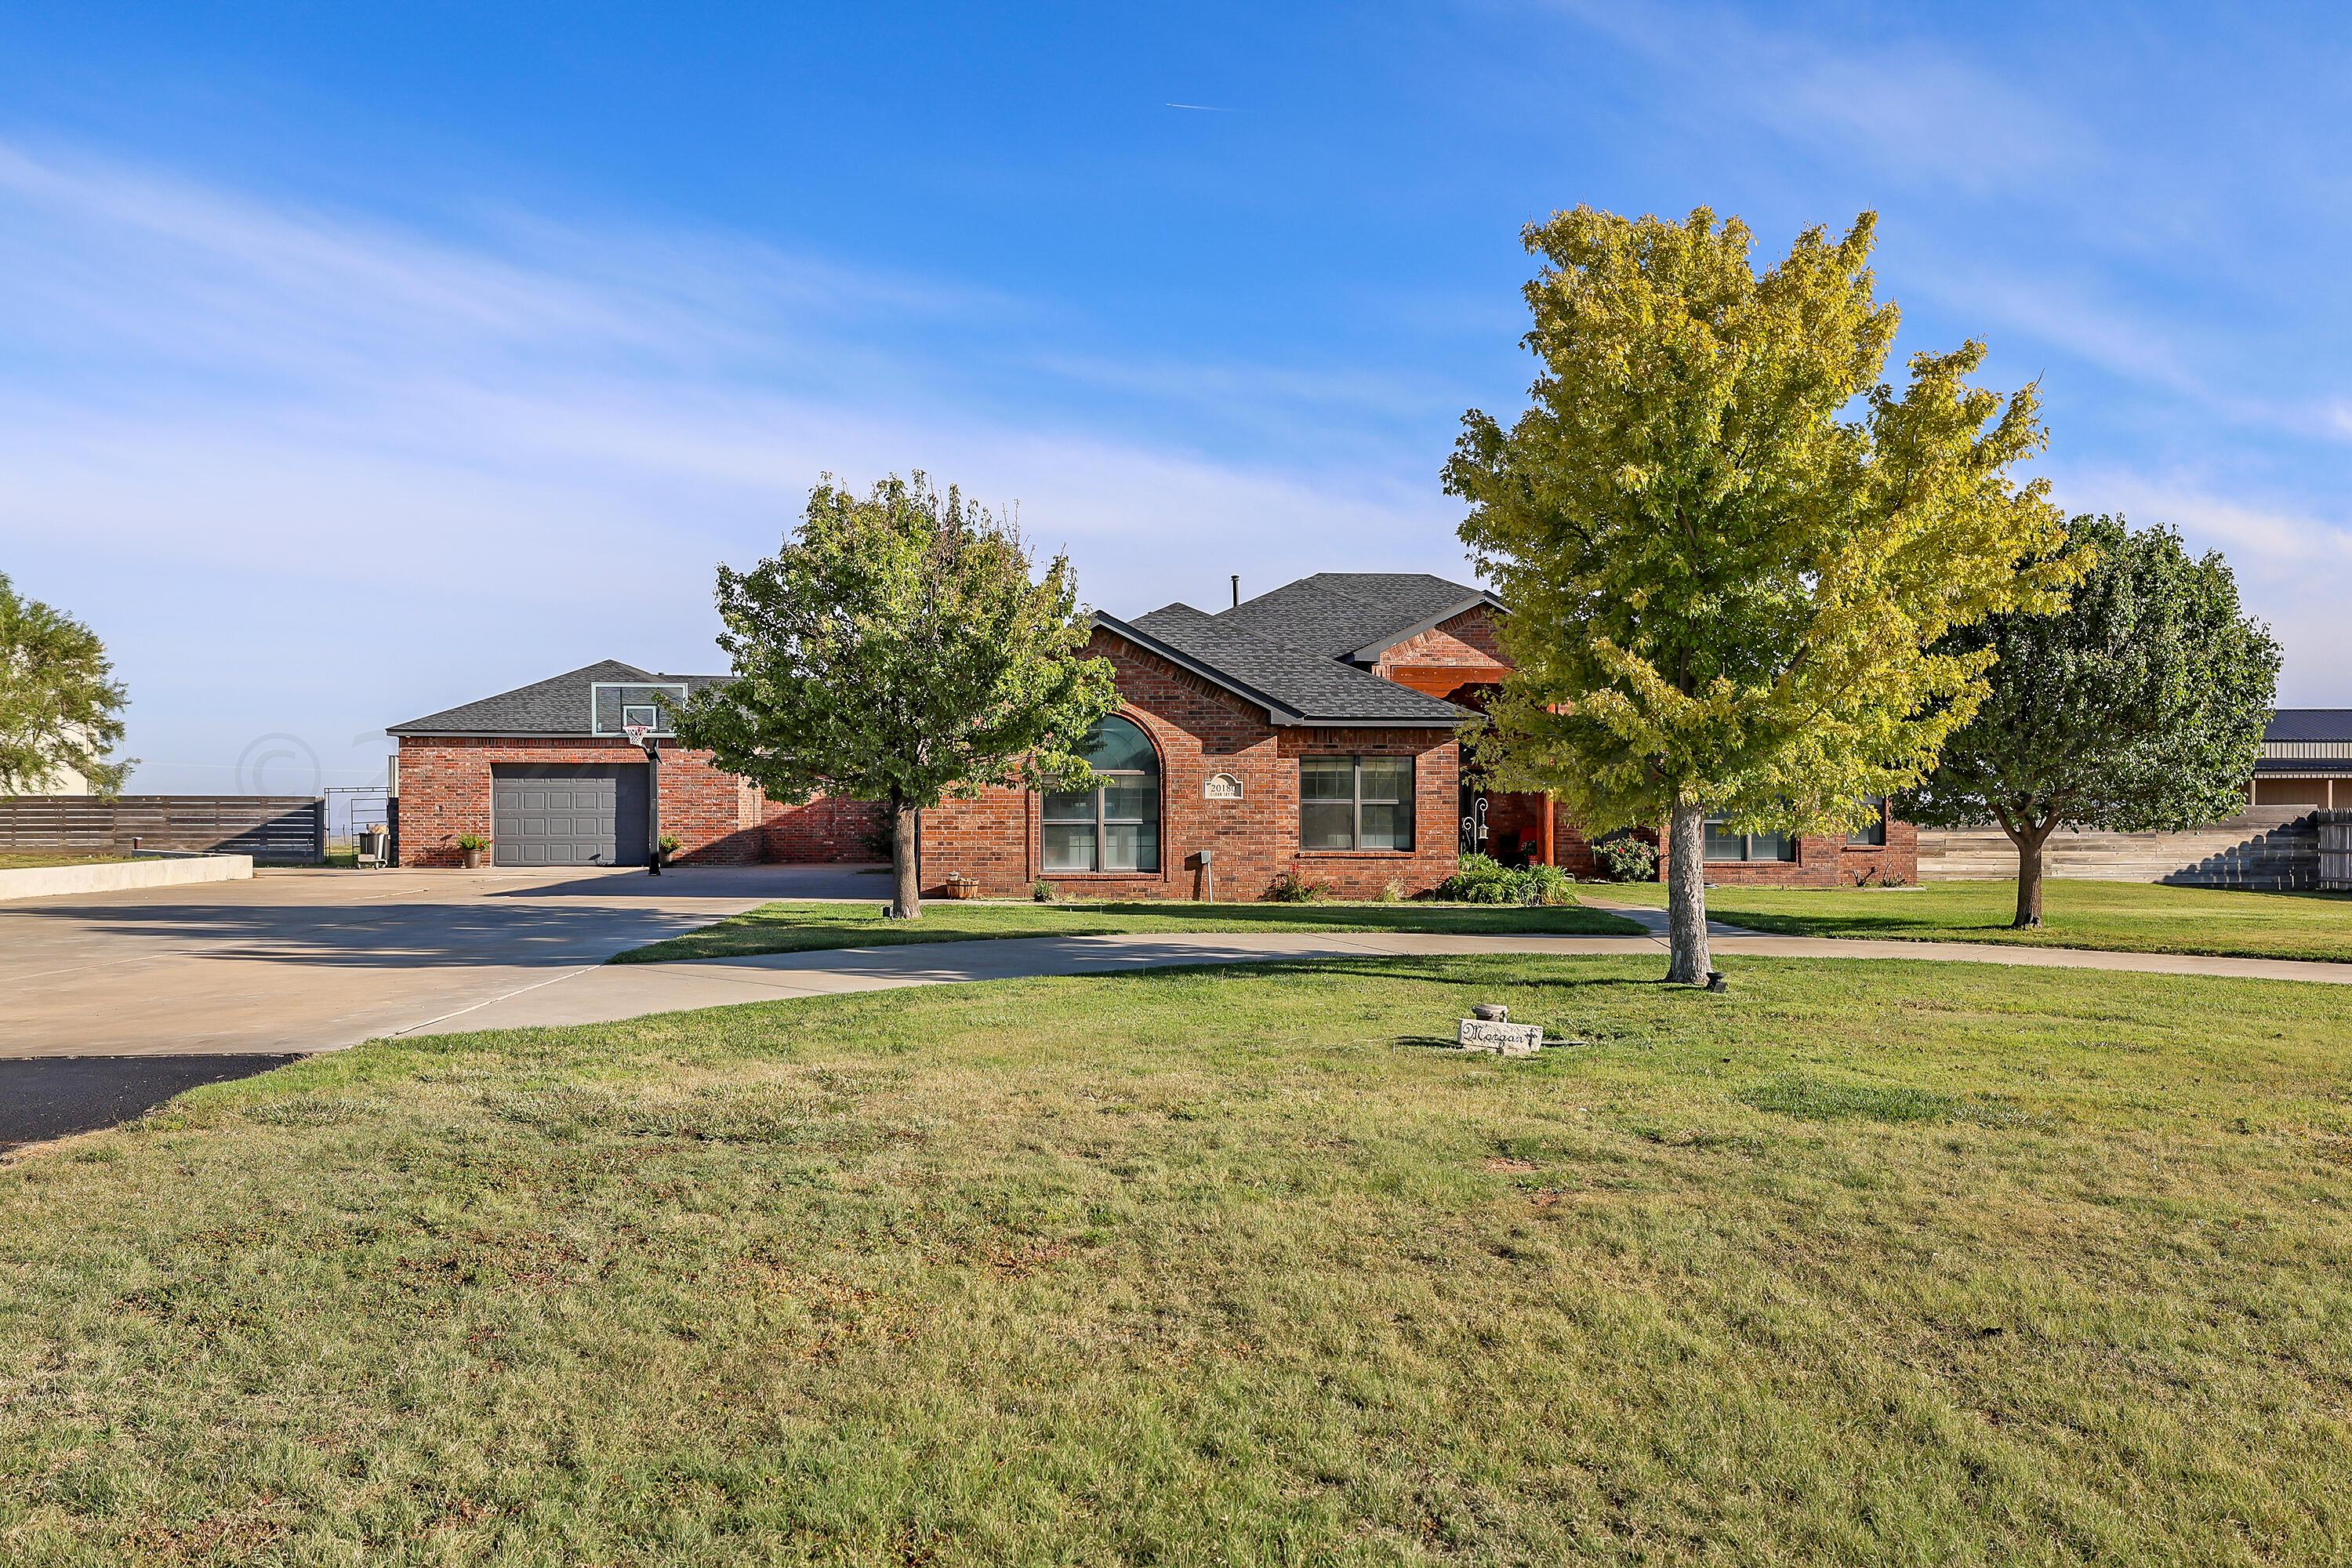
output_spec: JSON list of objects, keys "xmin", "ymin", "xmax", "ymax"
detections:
[
  {"xmin": 455, "ymin": 833, "xmax": 488, "ymax": 869},
  {"xmin": 657, "ymin": 833, "xmax": 681, "ymax": 866},
  {"xmin": 945, "ymin": 871, "xmax": 981, "ymax": 898}
]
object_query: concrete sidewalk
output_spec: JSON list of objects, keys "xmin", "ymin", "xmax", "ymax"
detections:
[{"xmin": 401, "ymin": 922, "xmax": 2352, "ymax": 1039}]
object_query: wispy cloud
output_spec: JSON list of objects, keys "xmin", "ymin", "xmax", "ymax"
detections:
[
  {"xmin": 1548, "ymin": 0, "xmax": 2091, "ymax": 195},
  {"xmin": 2052, "ymin": 466, "xmax": 2352, "ymax": 704},
  {"xmin": 0, "ymin": 140, "xmax": 1466, "ymax": 789}
]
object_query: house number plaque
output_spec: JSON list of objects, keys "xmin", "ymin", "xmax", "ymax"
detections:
[{"xmin": 1203, "ymin": 772, "xmax": 1243, "ymax": 800}]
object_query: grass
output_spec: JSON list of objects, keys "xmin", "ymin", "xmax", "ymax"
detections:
[
  {"xmin": 5, "ymin": 955, "xmax": 2350, "ymax": 1563},
  {"xmin": 1601, "ymin": 877, "xmax": 2352, "ymax": 964},
  {"xmin": 615, "ymin": 895, "xmax": 1646, "ymax": 962},
  {"xmin": 0, "ymin": 852, "xmax": 139, "ymax": 870}
]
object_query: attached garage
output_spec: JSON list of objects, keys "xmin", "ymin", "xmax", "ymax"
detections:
[
  {"xmin": 491, "ymin": 763, "xmax": 648, "ymax": 867},
  {"xmin": 386, "ymin": 656, "xmax": 887, "ymax": 868}
]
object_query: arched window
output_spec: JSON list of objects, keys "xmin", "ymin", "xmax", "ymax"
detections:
[{"xmin": 1042, "ymin": 715, "xmax": 1160, "ymax": 873}]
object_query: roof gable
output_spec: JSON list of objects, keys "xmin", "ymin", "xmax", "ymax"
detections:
[
  {"xmin": 1104, "ymin": 606, "xmax": 1465, "ymax": 727},
  {"xmin": 1221, "ymin": 572, "xmax": 1501, "ymax": 660}
]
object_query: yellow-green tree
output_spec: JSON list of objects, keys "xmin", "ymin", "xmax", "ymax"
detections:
[{"xmin": 1446, "ymin": 207, "xmax": 2078, "ymax": 984}]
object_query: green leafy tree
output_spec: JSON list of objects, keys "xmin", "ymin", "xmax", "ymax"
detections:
[
  {"xmin": 1904, "ymin": 514, "xmax": 2279, "ymax": 928},
  {"xmin": 0, "ymin": 572, "xmax": 130, "ymax": 797},
  {"xmin": 1446, "ymin": 206, "xmax": 2078, "ymax": 984},
  {"xmin": 678, "ymin": 473, "xmax": 1119, "ymax": 918}
]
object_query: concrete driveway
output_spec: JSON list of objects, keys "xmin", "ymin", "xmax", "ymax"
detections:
[{"xmin": 0, "ymin": 862, "xmax": 887, "ymax": 1059}]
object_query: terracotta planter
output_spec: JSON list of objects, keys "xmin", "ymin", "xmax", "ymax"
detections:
[{"xmin": 460, "ymin": 845, "xmax": 486, "ymax": 869}]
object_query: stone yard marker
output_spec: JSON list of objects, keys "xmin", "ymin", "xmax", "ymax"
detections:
[{"xmin": 1457, "ymin": 1016, "xmax": 1544, "ymax": 1056}]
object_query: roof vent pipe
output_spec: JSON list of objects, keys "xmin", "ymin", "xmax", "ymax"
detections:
[{"xmin": 1231, "ymin": 574, "xmax": 1240, "ymax": 608}]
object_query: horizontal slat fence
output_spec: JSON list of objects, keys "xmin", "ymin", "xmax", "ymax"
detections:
[
  {"xmin": 0, "ymin": 796, "xmax": 324, "ymax": 863},
  {"xmin": 1919, "ymin": 808, "xmax": 2328, "ymax": 891},
  {"xmin": 2321, "ymin": 814, "xmax": 2351, "ymax": 893}
]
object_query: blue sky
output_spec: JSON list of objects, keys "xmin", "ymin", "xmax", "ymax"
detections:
[{"xmin": 2, "ymin": 2, "xmax": 2347, "ymax": 793}]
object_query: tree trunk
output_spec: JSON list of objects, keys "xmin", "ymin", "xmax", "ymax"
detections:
[
  {"xmin": 2009, "ymin": 819, "xmax": 2052, "ymax": 929},
  {"xmin": 890, "ymin": 804, "xmax": 922, "ymax": 920},
  {"xmin": 1664, "ymin": 795, "xmax": 1711, "ymax": 985}
]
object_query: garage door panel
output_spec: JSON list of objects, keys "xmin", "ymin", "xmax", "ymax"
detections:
[{"xmin": 490, "ymin": 763, "xmax": 648, "ymax": 867}]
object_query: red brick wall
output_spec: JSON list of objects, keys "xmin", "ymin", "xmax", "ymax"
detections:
[
  {"xmin": 393, "ymin": 735, "xmax": 768, "ymax": 867},
  {"xmin": 918, "ymin": 630, "xmax": 1463, "ymax": 900},
  {"xmin": 762, "ymin": 795, "xmax": 888, "ymax": 862},
  {"xmin": 1649, "ymin": 804, "xmax": 1918, "ymax": 887}
]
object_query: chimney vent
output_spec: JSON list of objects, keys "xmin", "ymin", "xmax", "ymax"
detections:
[{"xmin": 1230, "ymin": 574, "xmax": 1240, "ymax": 608}]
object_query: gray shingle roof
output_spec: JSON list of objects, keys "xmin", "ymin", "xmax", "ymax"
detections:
[
  {"xmin": 397, "ymin": 571, "xmax": 1496, "ymax": 739},
  {"xmin": 388, "ymin": 660, "xmax": 727, "ymax": 735},
  {"xmin": 1109, "ymin": 604, "xmax": 1467, "ymax": 726},
  {"xmin": 1221, "ymin": 572, "xmax": 1500, "ymax": 659}
]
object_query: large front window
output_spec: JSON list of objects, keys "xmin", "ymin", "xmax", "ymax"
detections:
[
  {"xmin": 1703, "ymin": 819, "xmax": 1795, "ymax": 862},
  {"xmin": 1301, "ymin": 755, "xmax": 1414, "ymax": 851},
  {"xmin": 1042, "ymin": 715, "xmax": 1160, "ymax": 873}
]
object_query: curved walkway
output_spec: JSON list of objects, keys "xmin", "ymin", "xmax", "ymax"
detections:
[{"xmin": 400, "ymin": 920, "xmax": 2352, "ymax": 1040}]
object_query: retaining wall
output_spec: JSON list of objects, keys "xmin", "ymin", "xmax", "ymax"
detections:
[{"xmin": 0, "ymin": 853, "xmax": 253, "ymax": 903}]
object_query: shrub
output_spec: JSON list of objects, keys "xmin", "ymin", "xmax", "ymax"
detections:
[
  {"xmin": 1376, "ymin": 877, "xmax": 1406, "ymax": 904},
  {"xmin": 1266, "ymin": 867, "xmax": 1330, "ymax": 902},
  {"xmin": 454, "ymin": 833, "xmax": 488, "ymax": 852},
  {"xmin": 1592, "ymin": 834, "xmax": 1657, "ymax": 883},
  {"xmin": 1031, "ymin": 880, "xmax": 1057, "ymax": 903},
  {"xmin": 1436, "ymin": 853, "xmax": 1573, "ymax": 906}
]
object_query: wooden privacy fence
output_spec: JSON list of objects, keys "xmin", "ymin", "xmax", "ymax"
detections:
[
  {"xmin": 1919, "ymin": 808, "xmax": 2324, "ymax": 891},
  {"xmin": 2321, "ymin": 813, "xmax": 2351, "ymax": 893},
  {"xmin": 0, "ymin": 796, "xmax": 325, "ymax": 863}
]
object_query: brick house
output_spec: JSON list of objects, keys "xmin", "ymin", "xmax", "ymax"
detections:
[
  {"xmin": 920, "ymin": 572, "xmax": 1915, "ymax": 897},
  {"xmin": 386, "ymin": 660, "xmax": 880, "ymax": 869},
  {"xmin": 386, "ymin": 578, "xmax": 1914, "ymax": 888}
]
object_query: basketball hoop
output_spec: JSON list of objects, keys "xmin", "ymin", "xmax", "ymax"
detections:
[{"xmin": 622, "ymin": 721, "xmax": 651, "ymax": 747}]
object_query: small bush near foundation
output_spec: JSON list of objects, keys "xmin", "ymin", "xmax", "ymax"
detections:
[
  {"xmin": 1031, "ymin": 880, "xmax": 1057, "ymax": 903},
  {"xmin": 1266, "ymin": 868, "xmax": 1331, "ymax": 902},
  {"xmin": 1439, "ymin": 853, "xmax": 1574, "ymax": 906},
  {"xmin": 1377, "ymin": 878, "xmax": 1406, "ymax": 904},
  {"xmin": 1592, "ymin": 835, "xmax": 1658, "ymax": 883}
]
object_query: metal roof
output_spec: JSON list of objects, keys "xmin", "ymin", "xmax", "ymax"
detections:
[{"xmin": 2264, "ymin": 709, "xmax": 2352, "ymax": 742}]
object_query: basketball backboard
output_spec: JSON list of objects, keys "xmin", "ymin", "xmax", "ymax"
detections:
[{"xmin": 590, "ymin": 681, "xmax": 688, "ymax": 738}]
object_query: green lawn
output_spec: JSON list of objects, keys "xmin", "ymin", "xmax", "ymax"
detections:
[
  {"xmin": 616, "ymin": 895, "xmax": 1645, "ymax": 963},
  {"xmin": 1601, "ymin": 877, "xmax": 2352, "ymax": 964},
  {"xmin": 0, "ymin": 852, "xmax": 137, "ymax": 870},
  {"xmin": 5, "ymin": 956, "xmax": 2350, "ymax": 1563}
]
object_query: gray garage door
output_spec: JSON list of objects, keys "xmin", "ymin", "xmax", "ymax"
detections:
[{"xmin": 491, "ymin": 764, "xmax": 648, "ymax": 867}]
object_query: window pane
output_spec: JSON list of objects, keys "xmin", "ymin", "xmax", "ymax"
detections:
[
  {"xmin": 1083, "ymin": 715, "xmax": 1156, "ymax": 772},
  {"xmin": 1301, "ymin": 801, "xmax": 1355, "ymax": 850},
  {"xmin": 1102, "ymin": 822, "xmax": 1158, "ymax": 873},
  {"xmin": 1101, "ymin": 776, "xmax": 1156, "ymax": 822},
  {"xmin": 1702, "ymin": 820, "xmax": 1746, "ymax": 860},
  {"xmin": 1043, "ymin": 822, "xmax": 1098, "ymax": 871},
  {"xmin": 1749, "ymin": 831, "xmax": 1794, "ymax": 862},
  {"xmin": 1359, "ymin": 757, "xmax": 1412, "ymax": 804},
  {"xmin": 1849, "ymin": 797, "xmax": 1886, "ymax": 845},
  {"xmin": 1359, "ymin": 800, "xmax": 1414, "ymax": 851},
  {"xmin": 1041, "ymin": 788, "xmax": 1097, "ymax": 823},
  {"xmin": 1301, "ymin": 757, "xmax": 1353, "ymax": 800}
]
